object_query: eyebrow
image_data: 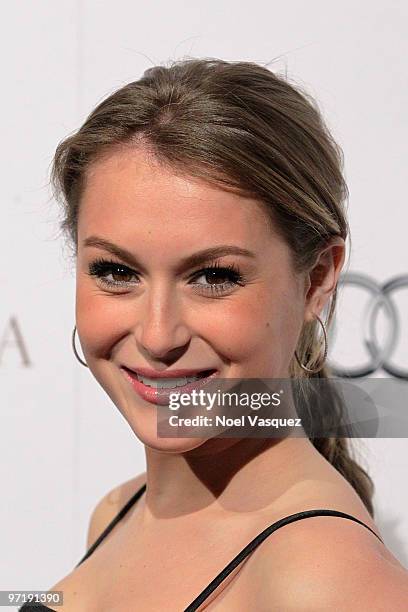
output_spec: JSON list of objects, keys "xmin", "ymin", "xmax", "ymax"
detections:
[{"xmin": 83, "ymin": 235, "xmax": 256, "ymax": 272}]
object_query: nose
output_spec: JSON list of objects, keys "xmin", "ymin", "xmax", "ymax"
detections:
[{"xmin": 133, "ymin": 284, "xmax": 192, "ymax": 361}]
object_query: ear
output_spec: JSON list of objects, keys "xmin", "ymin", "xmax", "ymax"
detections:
[{"xmin": 303, "ymin": 237, "xmax": 346, "ymax": 323}]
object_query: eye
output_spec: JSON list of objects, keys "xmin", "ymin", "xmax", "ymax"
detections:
[
  {"xmin": 86, "ymin": 257, "xmax": 246, "ymax": 295},
  {"xmin": 189, "ymin": 261, "xmax": 245, "ymax": 295},
  {"xmin": 87, "ymin": 258, "xmax": 138, "ymax": 289}
]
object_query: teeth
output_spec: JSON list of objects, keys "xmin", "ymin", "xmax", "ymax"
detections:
[{"xmin": 136, "ymin": 374, "xmax": 206, "ymax": 388}]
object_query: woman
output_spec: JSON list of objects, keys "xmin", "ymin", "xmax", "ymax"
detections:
[{"xmin": 21, "ymin": 58, "xmax": 408, "ymax": 610}]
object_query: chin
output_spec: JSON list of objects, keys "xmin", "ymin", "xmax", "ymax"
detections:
[
  {"xmin": 149, "ymin": 438, "xmax": 208, "ymax": 454},
  {"xmin": 92, "ymin": 364, "xmax": 224, "ymax": 454},
  {"xmin": 112, "ymin": 395, "xmax": 201, "ymax": 452},
  {"xmin": 128, "ymin": 422, "xmax": 209, "ymax": 454}
]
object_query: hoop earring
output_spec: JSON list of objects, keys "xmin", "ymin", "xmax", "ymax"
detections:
[
  {"xmin": 294, "ymin": 314, "xmax": 328, "ymax": 374},
  {"xmin": 72, "ymin": 325, "xmax": 89, "ymax": 368}
]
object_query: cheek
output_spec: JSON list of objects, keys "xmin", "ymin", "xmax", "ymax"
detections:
[
  {"xmin": 209, "ymin": 292, "xmax": 282, "ymax": 353},
  {"xmin": 215, "ymin": 299, "xmax": 268, "ymax": 351},
  {"xmin": 75, "ymin": 281, "xmax": 127, "ymax": 358},
  {"xmin": 217, "ymin": 288, "xmax": 303, "ymax": 369},
  {"xmin": 75, "ymin": 278, "xmax": 303, "ymax": 370}
]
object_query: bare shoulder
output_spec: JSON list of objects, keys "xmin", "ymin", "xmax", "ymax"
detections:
[
  {"xmin": 86, "ymin": 471, "xmax": 146, "ymax": 549},
  {"xmin": 251, "ymin": 514, "xmax": 408, "ymax": 611},
  {"xmin": 47, "ymin": 472, "xmax": 146, "ymax": 606}
]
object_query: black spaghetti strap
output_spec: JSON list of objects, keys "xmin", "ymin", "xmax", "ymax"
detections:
[
  {"xmin": 183, "ymin": 508, "xmax": 384, "ymax": 612},
  {"xmin": 20, "ymin": 484, "xmax": 148, "ymax": 611},
  {"xmin": 75, "ymin": 482, "xmax": 147, "ymax": 567},
  {"xmin": 19, "ymin": 500, "xmax": 383, "ymax": 612}
]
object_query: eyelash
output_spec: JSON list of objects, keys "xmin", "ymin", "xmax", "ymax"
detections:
[{"xmin": 86, "ymin": 257, "xmax": 246, "ymax": 296}]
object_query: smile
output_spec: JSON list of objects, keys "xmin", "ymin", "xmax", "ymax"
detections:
[
  {"xmin": 120, "ymin": 367, "xmax": 219, "ymax": 406},
  {"xmin": 135, "ymin": 372, "xmax": 210, "ymax": 388}
]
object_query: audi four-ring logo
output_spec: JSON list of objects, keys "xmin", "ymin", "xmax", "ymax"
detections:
[{"xmin": 328, "ymin": 273, "xmax": 408, "ymax": 380}]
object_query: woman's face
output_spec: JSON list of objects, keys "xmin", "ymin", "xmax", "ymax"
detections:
[{"xmin": 75, "ymin": 147, "xmax": 320, "ymax": 452}]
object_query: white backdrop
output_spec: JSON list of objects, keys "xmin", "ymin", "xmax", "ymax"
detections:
[{"xmin": 1, "ymin": 0, "xmax": 407, "ymax": 601}]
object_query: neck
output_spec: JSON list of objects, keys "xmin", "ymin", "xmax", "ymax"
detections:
[{"xmin": 140, "ymin": 434, "xmax": 322, "ymax": 522}]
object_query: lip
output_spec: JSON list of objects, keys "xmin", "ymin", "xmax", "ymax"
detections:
[
  {"xmin": 123, "ymin": 365, "xmax": 217, "ymax": 378},
  {"xmin": 120, "ymin": 367, "xmax": 219, "ymax": 406}
]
